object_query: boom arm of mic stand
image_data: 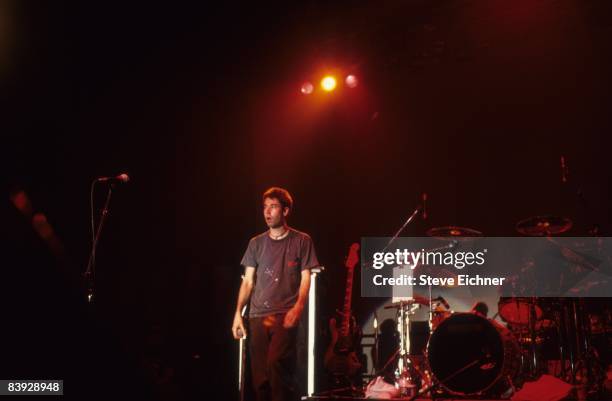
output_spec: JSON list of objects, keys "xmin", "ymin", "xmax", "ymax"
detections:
[{"xmin": 381, "ymin": 206, "xmax": 421, "ymax": 253}]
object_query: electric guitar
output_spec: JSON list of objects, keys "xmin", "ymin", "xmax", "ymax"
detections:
[{"xmin": 324, "ymin": 243, "xmax": 362, "ymax": 377}]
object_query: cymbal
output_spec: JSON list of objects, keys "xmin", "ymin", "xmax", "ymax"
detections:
[
  {"xmin": 545, "ymin": 237, "xmax": 602, "ymax": 271},
  {"xmin": 415, "ymin": 263, "xmax": 458, "ymax": 285},
  {"xmin": 516, "ymin": 215, "xmax": 572, "ymax": 236},
  {"xmin": 567, "ymin": 280, "xmax": 608, "ymax": 295},
  {"xmin": 426, "ymin": 226, "xmax": 483, "ymax": 238}
]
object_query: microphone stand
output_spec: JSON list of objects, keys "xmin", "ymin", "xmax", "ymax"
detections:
[
  {"xmin": 381, "ymin": 206, "xmax": 421, "ymax": 253},
  {"xmin": 84, "ymin": 181, "xmax": 114, "ymax": 303},
  {"xmin": 361, "ymin": 205, "xmax": 422, "ymax": 271}
]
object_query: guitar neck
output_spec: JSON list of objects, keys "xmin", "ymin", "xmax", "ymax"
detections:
[
  {"xmin": 340, "ymin": 267, "xmax": 354, "ymax": 336},
  {"xmin": 339, "ymin": 243, "xmax": 360, "ymax": 338}
]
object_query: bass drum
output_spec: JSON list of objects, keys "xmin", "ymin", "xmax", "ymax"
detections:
[{"xmin": 426, "ymin": 313, "xmax": 521, "ymax": 396}]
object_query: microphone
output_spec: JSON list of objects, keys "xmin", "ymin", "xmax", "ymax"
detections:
[
  {"xmin": 96, "ymin": 173, "xmax": 130, "ymax": 184},
  {"xmin": 560, "ymin": 156, "xmax": 568, "ymax": 183},
  {"xmin": 422, "ymin": 193, "xmax": 428, "ymax": 219}
]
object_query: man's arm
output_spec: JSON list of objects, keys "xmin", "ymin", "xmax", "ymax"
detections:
[
  {"xmin": 283, "ymin": 269, "xmax": 311, "ymax": 328},
  {"xmin": 232, "ymin": 266, "xmax": 255, "ymax": 339}
]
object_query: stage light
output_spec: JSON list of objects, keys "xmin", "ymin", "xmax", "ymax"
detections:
[
  {"xmin": 301, "ymin": 81, "xmax": 314, "ymax": 95},
  {"xmin": 345, "ymin": 74, "xmax": 358, "ymax": 88},
  {"xmin": 320, "ymin": 76, "xmax": 337, "ymax": 92}
]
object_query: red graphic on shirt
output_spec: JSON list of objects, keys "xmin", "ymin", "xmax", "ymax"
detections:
[{"xmin": 287, "ymin": 260, "xmax": 299, "ymax": 268}]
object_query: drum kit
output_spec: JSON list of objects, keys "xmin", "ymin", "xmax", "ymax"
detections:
[{"xmin": 367, "ymin": 216, "xmax": 610, "ymax": 400}]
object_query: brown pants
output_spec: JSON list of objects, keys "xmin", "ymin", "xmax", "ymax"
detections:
[{"xmin": 249, "ymin": 314, "xmax": 298, "ymax": 401}]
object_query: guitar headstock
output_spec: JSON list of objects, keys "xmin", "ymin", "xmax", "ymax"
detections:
[{"xmin": 345, "ymin": 242, "xmax": 360, "ymax": 270}]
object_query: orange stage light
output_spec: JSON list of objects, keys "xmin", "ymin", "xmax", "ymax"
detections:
[{"xmin": 320, "ymin": 76, "xmax": 337, "ymax": 92}]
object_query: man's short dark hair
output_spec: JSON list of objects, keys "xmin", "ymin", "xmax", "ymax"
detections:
[{"xmin": 263, "ymin": 187, "xmax": 293, "ymax": 210}]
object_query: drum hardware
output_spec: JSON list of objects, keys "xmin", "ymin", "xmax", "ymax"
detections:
[
  {"xmin": 406, "ymin": 354, "xmax": 497, "ymax": 401},
  {"xmin": 554, "ymin": 159, "xmax": 608, "ymax": 398},
  {"xmin": 426, "ymin": 225, "xmax": 483, "ymax": 239},
  {"xmin": 384, "ymin": 299, "xmax": 421, "ymax": 396},
  {"xmin": 499, "ymin": 297, "xmax": 543, "ymax": 326},
  {"xmin": 429, "ymin": 298, "xmax": 451, "ymax": 331},
  {"xmin": 515, "ymin": 215, "xmax": 573, "ymax": 236},
  {"xmin": 425, "ymin": 312, "xmax": 521, "ymax": 397},
  {"xmin": 370, "ymin": 295, "xmax": 449, "ymax": 379},
  {"xmin": 544, "ymin": 237, "xmax": 605, "ymax": 286},
  {"xmin": 568, "ymin": 279, "xmax": 609, "ymax": 295},
  {"xmin": 505, "ymin": 297, "xmax": 608, "ymax": 396},
  {"xmin": 526, "ymin": 298, "xmax": 543, "ymax": 380},
  {"xmin": 561, "ymin": 298, "xmax": 606, "ymax": 392},
  {"xmin": 508, "ymin": 214, "xmax": 608, "ymax": 394},
  {"xmin": 497, "ymin": 296, "xmax": 544, "ymax": 380},
  {"xmin": 373, "ymin": 296, "xmax": 521, "ymax": 399},
  {"xmin": 549, "ymin": 239, "xmax": 605, "ymax": 296},
  {"xmin": 588, "ymin": 309, "xmax": 611, "ymax": 335},
  {"xmin": 358, "ymin": 211, "xmax": 609, "ymax": 399},
  {"xmin": 510, "ymin": 318, "xmax": 553, "ymax": 344},
  {"xmin": 368, "ymin": 294, "xmax": 609, "ymax": 399}
]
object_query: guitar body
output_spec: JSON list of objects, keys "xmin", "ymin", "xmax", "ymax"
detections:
[
  {"xmin": 324, "ymin": 314, "xmax": 363, "ymax": 377},
  {"xmin": 324, "ymin": 243, "xmax": 363, "ymax": 380}
]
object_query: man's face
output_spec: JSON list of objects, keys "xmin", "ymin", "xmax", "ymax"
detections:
[{"xmin": 263, "ymin": 197, "xmax": 288, "ymax": 228}]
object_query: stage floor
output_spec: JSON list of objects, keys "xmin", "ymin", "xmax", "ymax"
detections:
[{"xmin": 302, "ymin": 397, "xmax": 504, "ymax": 401}]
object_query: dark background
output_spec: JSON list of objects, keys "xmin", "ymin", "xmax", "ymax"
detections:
[{"xmin": 2, "ymin": 1, "xmax": 611, "ymax": 399}]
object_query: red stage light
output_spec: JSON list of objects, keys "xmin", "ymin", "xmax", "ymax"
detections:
[
  {"xmin": 301, "ymin": 81, "xmax": 314, "ymax": 95},
  {"xmin": 345, "ymin": 74, "xmax": 358, "ymax": 88}
]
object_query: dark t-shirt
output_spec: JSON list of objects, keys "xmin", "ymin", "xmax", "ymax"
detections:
[{"xmin": 241, "ymin": 228, "xmax": 319, "ymax": 318}]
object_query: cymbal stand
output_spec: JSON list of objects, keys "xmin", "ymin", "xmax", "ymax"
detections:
[
  {"xmin": 570, "ymin": 298, "xmax": 603, "ymax": 397},
  {"xmin": 84, "ymin": 181, "xmax": 114, "ymax": 303},
  {"xmin": 395, "ymin": 300, "xmax": 420, "ymax": 397},
  {"xmin": 527, "ymin": 296, "xmax": 541, "ymax": 379}
]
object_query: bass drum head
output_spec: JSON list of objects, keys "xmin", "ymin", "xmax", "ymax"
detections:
[{"xmin": 427, "ymin": 313, "xmax": 506, "ymax": 395}]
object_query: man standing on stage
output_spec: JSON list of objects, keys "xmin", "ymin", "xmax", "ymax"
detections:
[{"xmin": 232, "ymin": 187, "xmax": 319, "ymax": 401}]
